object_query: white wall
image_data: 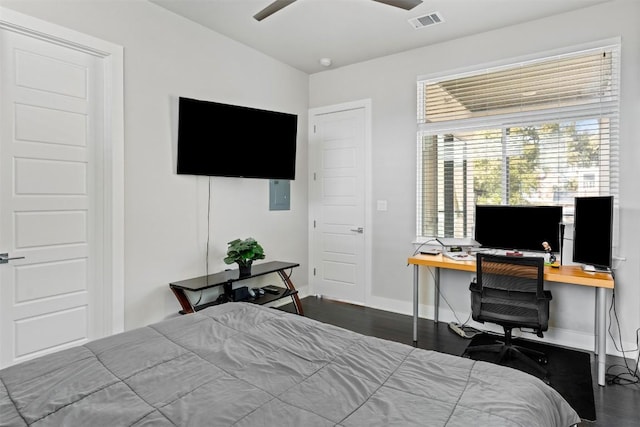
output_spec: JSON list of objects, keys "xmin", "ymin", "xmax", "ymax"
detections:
[
  {"xmin": 309, "ymin": 0, "xmax": 640, "ymax": 357},
  {"xmin": 3, "ymin": 0, "xmax": 639, "ymax": 359},
  {"xmin": 1, "ymin": 0, "xmax": 310, "ymax": 330}
]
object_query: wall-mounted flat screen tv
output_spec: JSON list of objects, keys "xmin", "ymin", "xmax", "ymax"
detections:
[
  {"xmin": 177, "ymin": 97, "xmax": 298, "ymax": 180},
  {"xmin": 572, "ymin": 196, "xmax": 614, "ymax": 270},
  {"xmin": 474, "ymin": 205, "xmax": 563, "ymax": 253}
]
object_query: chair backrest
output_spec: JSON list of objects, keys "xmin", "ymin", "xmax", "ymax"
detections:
[
  {"xmin": 476, "ymin": 253, "xmax": 545, "ymax": 298},
  {"xmin": 472, "ymin": 253, "xmax": 549, "ymax": 331}
]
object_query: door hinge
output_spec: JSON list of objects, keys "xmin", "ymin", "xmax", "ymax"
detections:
[
  {"xmin": 313, "ymin": 268, "xmax": 316, "ymax": 276},
  {"xmin": 313, "ymin": 220, "xmax": 316, "ymax": 228}
]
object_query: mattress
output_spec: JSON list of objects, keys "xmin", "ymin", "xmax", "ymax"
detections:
[{"xmin": 0, "ymin": 302, "xmax": 580, "ymax": 426}]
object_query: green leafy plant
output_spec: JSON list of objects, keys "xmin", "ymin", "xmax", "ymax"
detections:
[{"xmin": 223, "ymin": 237, "xmax": 265, "ymax": 267}]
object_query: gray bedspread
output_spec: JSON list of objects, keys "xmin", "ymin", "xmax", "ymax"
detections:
[{"xmin": 0, "ymin": 302, "xmax": 580, "ymax": 426}]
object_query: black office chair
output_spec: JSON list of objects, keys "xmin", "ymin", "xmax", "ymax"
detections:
[{"xmin": 466, "ymin": 253, "xmax": 552, "ymax": 377}]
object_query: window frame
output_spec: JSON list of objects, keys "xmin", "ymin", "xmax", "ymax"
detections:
[{"xmin": 416, "ymin": 39, "xmax": 621, "ymax": 241}]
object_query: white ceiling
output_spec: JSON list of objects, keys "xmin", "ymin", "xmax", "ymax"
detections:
[{"xmin": 150, "ymin": 0, "xmax": 610, "ymax": 74}]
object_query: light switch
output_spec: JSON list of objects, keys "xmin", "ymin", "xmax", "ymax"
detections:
[{"xmin": 377, "ymin": 200, "xmax": 388, "ymax": 211}]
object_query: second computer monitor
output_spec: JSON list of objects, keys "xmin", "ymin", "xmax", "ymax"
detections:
[
  {"xmin": 572, "ymin": 196, "xmax": 613, "ymax": 270},
  {"xmin": 474, "ymin": 205, "xmax": 563, "ymax": 253}
]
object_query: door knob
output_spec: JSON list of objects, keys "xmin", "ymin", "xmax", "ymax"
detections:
[
  {"xmin": 0, "ymin": 253, "xmax": 25, "ymax": 264},
  {"xmin": 350, "ymin": 227, "xmax": 364, "ymax": 233}
]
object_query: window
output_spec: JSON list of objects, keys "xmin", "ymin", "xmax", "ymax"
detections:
[{"xmin": 416, "ymin": 42, "xmax": 620, "ymax": 239}]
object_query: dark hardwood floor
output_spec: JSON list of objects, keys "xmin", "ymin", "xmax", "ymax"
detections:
[{"xmin": 279, "ymin": 296, "xmax": 640, "ymax": 427}]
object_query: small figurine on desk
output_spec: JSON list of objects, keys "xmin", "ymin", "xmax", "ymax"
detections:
[{"xmin": 542, "ymin": 241, "xmax": 556, "ymax": 264}]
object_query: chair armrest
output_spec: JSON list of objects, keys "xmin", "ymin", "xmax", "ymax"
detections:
[{"xmin": 469, "ymin": 281, "xmax": 481, "ymax": 293}]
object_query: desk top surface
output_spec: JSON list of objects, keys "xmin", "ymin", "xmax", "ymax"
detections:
[{"xmin": 408, "ymin": 254, "xmax": 614, "ymax": 289}]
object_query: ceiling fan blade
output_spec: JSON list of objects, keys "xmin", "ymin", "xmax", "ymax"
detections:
[
  {"xmin": 372, "ymin": 0, "xmax": 422, "ymax": 11},
  {"xmin": 253, "ymin": 0, "xmax": 297, "ymax": 21}
]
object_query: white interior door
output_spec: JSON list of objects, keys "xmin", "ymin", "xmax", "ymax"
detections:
[
  {"xmin": 308, "ymin": 101, "xmax": 370, "ymax": 304},
  {"xmin": 0, "ymin": 23, "xmax": 106, "ymax": 367}
]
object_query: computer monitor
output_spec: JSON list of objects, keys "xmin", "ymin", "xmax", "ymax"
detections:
[
  {"xmin": 474, "ymin": 205, "xmax": 563, "ymax": 253},
  {"xmin": 572, "ymin": 196, "xmax": 613, "ymax": 271}
]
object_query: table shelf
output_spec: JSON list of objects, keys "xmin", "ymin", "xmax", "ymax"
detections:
[
  {"xmin": 170, "ymin": 261, "xmax": 303, "ymax": 315},
  {"xmin": 185, "ymin": 287, "xmax": 298, "ymax": 314}
]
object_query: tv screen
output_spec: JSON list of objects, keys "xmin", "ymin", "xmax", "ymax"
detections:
[
  {"xmin": 474, "ymin": 205, "xmax": 563, "ymax": 253},
  {"xmin": 177, "ymin": 97, "xmax": 298, "ymax": 179},
  {"xmin": 572, "ymin": 196, "xmax": 613, "ymax": 270}
]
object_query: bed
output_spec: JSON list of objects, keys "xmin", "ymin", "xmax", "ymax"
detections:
[{"xmin": 0, "ymin": 302, "xmax": 580, "ymax": 426}]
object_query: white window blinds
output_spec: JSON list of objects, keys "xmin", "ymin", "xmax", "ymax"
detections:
[{"xmin": 416, "ymin": 43, "xmax": 620, "ymax": 239}]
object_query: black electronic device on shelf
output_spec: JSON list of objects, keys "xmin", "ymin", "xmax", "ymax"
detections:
[
  {"xmin": 177, "ymin": 97, "xmax": 298, "ymax": 180},
  {"xmin": 262, "ymin": 285, "xmax": 281, "ymax": 295},
  {"xmin": 572, "ymin": 196, "xmax": 614, "ymax": 271}
]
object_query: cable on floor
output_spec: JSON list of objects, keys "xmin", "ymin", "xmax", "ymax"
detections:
[
  {"xmin": 426, "ymin": 267, "xmax": 482, "ymax": 339},
  {"xmin": 606, "ymin": 288, "xmax": 640, "ymax": 386}
]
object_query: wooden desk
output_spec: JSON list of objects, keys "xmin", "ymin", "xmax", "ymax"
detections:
[{"xmin": 407, "ymin": 253, "xmax": 614, "ymax": 386}]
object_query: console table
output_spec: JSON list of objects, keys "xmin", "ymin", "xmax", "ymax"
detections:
[{"xmin": 170, "ymin": 261, "xmax": 304, "ymax": 315}]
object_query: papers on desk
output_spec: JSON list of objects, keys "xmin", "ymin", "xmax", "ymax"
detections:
[{"xmin": 443, "ymin": 252, "xmax": 476, "ymax": 261}]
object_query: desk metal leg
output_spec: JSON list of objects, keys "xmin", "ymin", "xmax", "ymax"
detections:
[
  {"xmin": 413, "ymin": 264, "xmax": 419, "ymax": 343},
  {"xmin": 413, "ymin": 265, "xmax": 441, "ymax": 344},
  {"xmin": 596, "ymin": 287, "xmax": 607, "ymax": 386},
  {"xmin": 434, "ymin": 267, "xmax": 440, "ymax": 324}
]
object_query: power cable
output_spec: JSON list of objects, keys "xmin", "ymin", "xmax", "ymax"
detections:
[
  {"xmin": 426, "ymin": 267, "xmax": 480, "ymax": 339},
  {"xmin": 193, "ymin": 177, "xmax": 211, "ymax": 307},
  {"xmin": 606, "ymin": 287, "xmax": 640, "ymax": 386}
]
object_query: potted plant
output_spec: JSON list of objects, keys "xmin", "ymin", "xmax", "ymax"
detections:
[{"xmin": 223, "ymin": 237, "xmax": 265, "ymax": 276}]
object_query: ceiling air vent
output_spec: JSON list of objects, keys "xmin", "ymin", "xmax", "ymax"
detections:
[{"xmin": 409, "ymin": 12, "xmax": 444, "ymax": 29}]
